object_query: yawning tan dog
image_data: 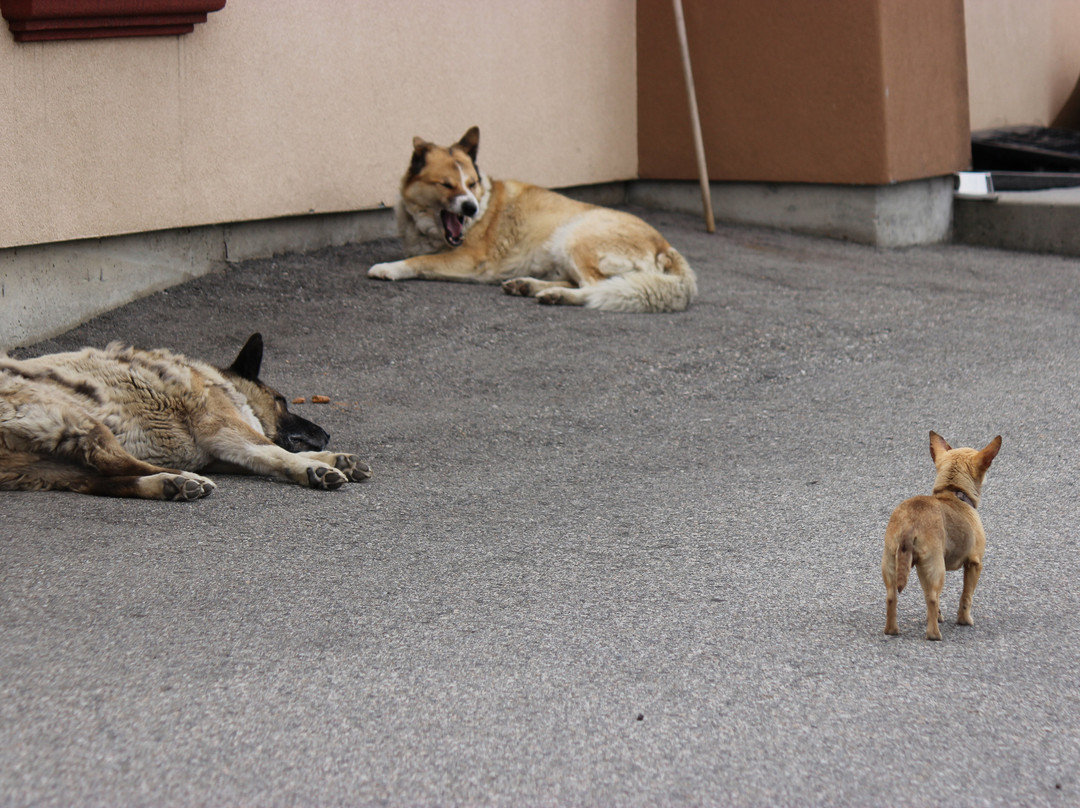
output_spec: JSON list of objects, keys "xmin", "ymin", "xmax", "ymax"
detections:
[
  {"xmin": 882, "ymin": 431, "xmax": 1002, "ymax": 640},
  {"xmin": 368, "ymin": 127, "xmax": 697, "ymax": 313}
]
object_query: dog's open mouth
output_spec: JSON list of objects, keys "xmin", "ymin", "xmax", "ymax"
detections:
[{"xmin": 441, "ymin": 210, "xmax": 466, "ymax": 247}]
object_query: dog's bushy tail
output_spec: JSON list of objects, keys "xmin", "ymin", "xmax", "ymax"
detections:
[
  {"xmin": 895, "ymin": 535, "xmax": 914, "ymax": 593},
  {"xmin": 583, "ymin": 248, "xmax": 698, "ymax": 313}
]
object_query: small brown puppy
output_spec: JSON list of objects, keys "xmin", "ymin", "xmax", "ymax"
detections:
[{"xmin": 882, "ymin": 431, "xmax": 1002, "ymax": 640}]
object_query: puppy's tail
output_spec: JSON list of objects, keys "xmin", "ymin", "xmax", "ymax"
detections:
[
  {"xmin": 582, "ymin": 248, "xmax": 698, "ymax": 313},
  {"xmin": 895, "ymin": 535, "xmax": 914, "ymax": 594}
]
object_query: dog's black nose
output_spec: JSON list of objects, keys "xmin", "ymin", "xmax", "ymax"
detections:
[
  {"xmin": 278, "ymin": 414, "xmax": 331, "ymax": 453},
  {"xmin": 461, "ymin": 199, "xmax": 477, "ymax": 217}
]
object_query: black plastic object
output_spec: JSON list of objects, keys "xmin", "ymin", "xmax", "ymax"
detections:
[{"xmin": 972, "ymin": 125, "xmax": 1080, "ymax": 172}]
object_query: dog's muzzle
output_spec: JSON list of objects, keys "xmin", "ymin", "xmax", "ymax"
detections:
[
  {"xmin": 277, "ymin": 414, "xmax": 331, "ymax": 453},
  {"xmin": 441, "ymin": 198, "xmax": 477, "ymax": 247}
]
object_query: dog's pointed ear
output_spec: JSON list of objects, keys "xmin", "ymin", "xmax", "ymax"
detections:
[
  {"xmin": 456, "ymin": 126, "xmax": 480, "ymax": 164},
  {"xmin": 230, "ymin": 333, "xmax": 264, "ymax": 381},
  {"xmin": 977, "ymin": 435, "xmax": 1002, "ymax": 472},
  {"xmin": 409, "ymin": 137, "xmax": 432, "ymax": 178},
  {"xmin": 929, "ymin": 431, "xmax": 952, "ymax": 463}
]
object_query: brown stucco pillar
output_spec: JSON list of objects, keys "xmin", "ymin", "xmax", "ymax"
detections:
[{"xmin": 638, "ymin": 0, "xmax": 971, "ymax": 185}]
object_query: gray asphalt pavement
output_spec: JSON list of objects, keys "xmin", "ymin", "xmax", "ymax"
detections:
[{"xmin": 3, "ymin": 209, "xmax": 1080, "ymax": 806}]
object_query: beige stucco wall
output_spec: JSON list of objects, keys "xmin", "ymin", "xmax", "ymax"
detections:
[
  {"xmin": 965, "ymin": 0, "xmax": 1080, "ymax": 130},
  {"xmin": 0, "ymin": 0, "xmax": 637, "ymax": 251}
]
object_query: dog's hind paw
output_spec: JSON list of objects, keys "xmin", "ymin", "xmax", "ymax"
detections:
[
  {"xmin": 536, "ymin": 287, "xmax": 586, "ymax": 306},
  {"xmin": 502, "ymin": 278, "xmax": 534, "ymax": 297},
  {"xmin": 333, "ymin": 454, "xmax": 372, "ymax": 482},
  {"xmin": 305, "ymin": 465, "xmax": 348, "ymax": 490},
  {"xmin": 161, "ymin": 473, "xmax": 216, "ymax": 501}
]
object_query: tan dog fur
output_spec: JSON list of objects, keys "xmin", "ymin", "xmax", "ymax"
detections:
[
  {"xmin": 882, "ymin": 431, "xmax": 1001, "ymax": 640},
  {"xmin": 368, "ymin": 127, "xmax": 697, "ymax": 313}
]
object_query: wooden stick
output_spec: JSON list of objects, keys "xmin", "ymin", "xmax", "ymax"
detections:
[{"xmin": 672, "ymin": 0, "xmax": 715, "ymax": 233}]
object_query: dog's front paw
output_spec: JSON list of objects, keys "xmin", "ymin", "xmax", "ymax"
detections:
[
  {"xmin": 305, "ymin": 465, "xmax": 348, "ymax": 490},
  {"xmin": 368, "ymin": 261, "xmax": 416, "ymax": 281},
  {"xmin": 333, "ymin": 453, "xmax": 372, "ymax": 482}
]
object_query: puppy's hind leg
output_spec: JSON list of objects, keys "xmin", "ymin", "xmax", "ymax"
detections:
[
  {"xmin": 957, "ymin": 558, "xmax": 982, "ymax": 626},
  {"xmin": 916, "ymin": 557, "xmax": 946, "ymax": 641},
  {"xmin": 882, "ymin": 565, "xmax": 900, "ymax": 636},
  {"xmin": 882, "ymin": 528, "xmax": 912, "ymax": 636}
]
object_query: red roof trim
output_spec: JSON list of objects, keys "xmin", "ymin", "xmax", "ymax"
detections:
[{"xmin": 1, "ymin": 0, "xmax": 226, "ymax": 41}]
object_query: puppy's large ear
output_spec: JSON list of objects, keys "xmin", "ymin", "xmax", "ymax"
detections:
[
  {"xmin": 230, "ymin": 333, "xmax": 264, "ymax": 381},
  {"xmin": 977, "ymin": 435, "xmax": 1002, "ymax": 472},
  {"xmin": 455, "ymin": 126, "xmax": 480, "ymax": 165},
  {"xmin": 409, "ymin": 136, "xmax": 432, "ymax": 179},
  {"xmin": 929, "ymin": 431, "xmax": 952, "ymax": 463}
]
